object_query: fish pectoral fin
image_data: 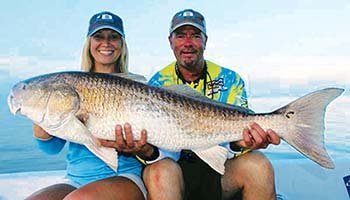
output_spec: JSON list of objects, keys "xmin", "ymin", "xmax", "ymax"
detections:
[
  {"xmin": 46, "ymin": 116, "xmax": 98, "ymax": 146},
  {"xmin": 86, "ymin": 145, "xmax": 118, "ymax": 171},
  {"xmin": 193, "ymin": 146, "xmax": 228, "ymax": 175},
  {"xmin": 49, "ymin": 117, "xmax": 119, "ymax": 172},
  {"xmin": 46, "ymin": 85, "xmax": 80, "ymax": 126}
]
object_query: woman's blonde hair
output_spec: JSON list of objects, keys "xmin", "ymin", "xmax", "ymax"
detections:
[{"xmin": 80, "ymin": 36, "xmax": 129, "ymax": 73}]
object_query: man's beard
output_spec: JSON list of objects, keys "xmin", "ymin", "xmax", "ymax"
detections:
[{"xmin": 180, "ymin": 59, "xmax": 204, "ymax": 73}]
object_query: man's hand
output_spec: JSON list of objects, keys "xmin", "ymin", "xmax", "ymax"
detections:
[
  {"xmin": 233, "ymin": 122, "xmax": 281, "ymax": 150},
  {"xmin": 98, "ymin": 123, "xmax": 155, "ymax": 158}
]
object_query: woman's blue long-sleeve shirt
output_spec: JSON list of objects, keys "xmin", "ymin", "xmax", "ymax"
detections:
[{"xmin": 36, "ymin": 136, "xmax": 142, "ymax": 186}]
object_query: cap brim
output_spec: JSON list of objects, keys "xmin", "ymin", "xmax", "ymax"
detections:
[
  {"xmin": 170, "ymin": 22, "xmax": 206, "ymax": 36},
  {"xmin": 87, "ymin": 25, "xmax": 125, "ymax": 37}
]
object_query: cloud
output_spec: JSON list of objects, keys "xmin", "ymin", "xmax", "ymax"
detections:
[
  {"xmin": 1, "ymin": 53, "xmax": 348, "ymax": 92},
  {"xmin": 207, "ymin": 54, "xmax": 350, "ymax": 95},
  {"xmin": 204, "ymin": 4, "xmax": 350, "ymax": 90},
  {"xmin": 0, "ymin": 55, "xmax": 79, "ymax": 79}
]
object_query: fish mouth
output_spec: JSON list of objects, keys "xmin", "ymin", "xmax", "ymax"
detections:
[{"xmin": 7, "ymin": 92, "xmax": 21, "ymax": 115}]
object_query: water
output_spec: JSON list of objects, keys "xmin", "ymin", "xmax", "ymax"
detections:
[
  {"xmin": 1, "ymin": 89, "xmax": 349, "ymax": 174},
  {"xmin": 0, "ymin": 114, "xmax": 67, "ymax": 173},
  {"xmin": 0, "ymin": 77, "xmax": 67, "ymax": 174}
]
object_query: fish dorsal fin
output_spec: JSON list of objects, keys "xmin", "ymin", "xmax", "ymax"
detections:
[
  {"xmin": 164, "ymin": 85, "xmax": 212, "ymax": 102},
  {"xmin": 114, "ymin": 72, "xmax": 147, "ymax": 83},
  {"xmin": 164, "ymin": 85, "xmax": 254, "ymax": 114},
  {"xmin": 193, "ymin": 146, "xmax": 228, "ymax": 175}
]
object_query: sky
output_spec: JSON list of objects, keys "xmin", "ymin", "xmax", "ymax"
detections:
[{"xmin": 0, "ymin": 0, "xmax": 349, "ymax": 97}]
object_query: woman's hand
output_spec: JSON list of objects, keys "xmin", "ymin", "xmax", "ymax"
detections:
[
  {"xmin": 32, "ymin": 123, "xmax": 52, "ymax": 140},
  {"xmin": 98, "ymin": 123, "xmax": 156, "ymax": 158}
]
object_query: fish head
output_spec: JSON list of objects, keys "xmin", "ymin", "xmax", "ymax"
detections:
[
  {"xmin": 8, "ymin": 76, "xmax": 55, "ymax": 124},
  {"xmin": 8, "ymin": 73, "xmax": 81, "ymax": 128}
]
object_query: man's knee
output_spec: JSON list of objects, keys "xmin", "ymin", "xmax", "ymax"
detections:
[
  {"xmin": 222, "ymin": 152, "xmax": 276, "ymax": 199},
  {"xmin": 245, "ymin": 151, "xmax": 274, "ymax": 174},
  {"xmin": 224, "ymin": 151, "xmax": 275, "ymax": 186},
  {"xmin": 230, "ymin": 151, "xmax": 273, "ymax": 172}
]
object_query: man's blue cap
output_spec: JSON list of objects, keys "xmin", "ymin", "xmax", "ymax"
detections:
[
  {"xmin": 87, "ymin": 11, "xmax": 125, "ymax": 38},
  {"xmin": 169, "ymin": 9, "xmax": 206, "ymax": 36}
]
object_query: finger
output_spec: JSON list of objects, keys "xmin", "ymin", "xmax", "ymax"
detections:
[
  {"xmin": 136, "ymin": 129, "xmax": 147, "ymax": 148},
  {"xmin": 250, "ymin": 125, "xmax": 271, "ymax": 149},
  {"xmin": 115, "ymin": 124, "xmax": 126, "ymax": 149},
  {"xmin": 98, "ymin": 139, "xmax": 119, "ymax": 151},
  {"xmin": 267, "ymin": 129, "xmax": 281, "ymax": 145},
  {"xmin": 250, "ymin": 122, "xmax": 268, "ymax": 143},
  {"xmin": 242, "ymin": 127, "xmax": 253, "ymax": 147},
  {"xmin": 249, "ymin": 127, "xmax": 263, "ymax": 149},
  {"xmin": 123, "ymin": 123, "xmax": 135, "ymax": 148}
]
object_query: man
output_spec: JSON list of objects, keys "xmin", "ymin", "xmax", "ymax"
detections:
[
  {"xmin": 100, "ymin": 8, "xmax": 281, "ymax": 200},
  {"xmin": 140, "ymin": 9, "xmax": 281, "ymax": 200}
]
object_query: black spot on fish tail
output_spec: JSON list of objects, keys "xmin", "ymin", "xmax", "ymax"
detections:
[{"xmin": 285, "ymin": 111, "xmax": 295, "ymax": 119}]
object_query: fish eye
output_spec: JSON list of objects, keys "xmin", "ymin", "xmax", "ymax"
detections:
[{"xmin": 20, "ymin": 83, "xmax": 27, "ymax": 90}]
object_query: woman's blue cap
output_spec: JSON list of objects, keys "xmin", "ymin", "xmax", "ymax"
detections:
[{"xmin": 87, "ymin": 11, "xmax": 125, "ymax": 38}]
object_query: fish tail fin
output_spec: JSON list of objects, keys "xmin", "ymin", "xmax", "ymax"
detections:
[{"xmin": 275, "ymin": 88, "xmax": 344, "ymax": 169}]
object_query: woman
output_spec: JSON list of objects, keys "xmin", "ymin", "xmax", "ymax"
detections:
[{"xmin": 26, "ymin": 11, "xmax": 146, "ymax": 200}]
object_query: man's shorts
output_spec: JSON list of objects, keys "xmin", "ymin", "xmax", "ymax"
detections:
[{"xmin": 178, "ymin": 150, "xmax": 222, "ymax": 200}]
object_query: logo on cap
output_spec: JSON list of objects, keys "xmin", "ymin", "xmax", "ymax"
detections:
[
  {"xmin": 99, "ymin": 13, "xmax": 113, "ymax": 20},
  {"xmin": 182, "ymin": 11, "xmax": 194, "ymax": 17}
]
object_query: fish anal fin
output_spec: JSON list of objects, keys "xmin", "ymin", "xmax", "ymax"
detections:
[{"xmin": 193, "ymin": 146, "xmax": 227, "ymax": 175}]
